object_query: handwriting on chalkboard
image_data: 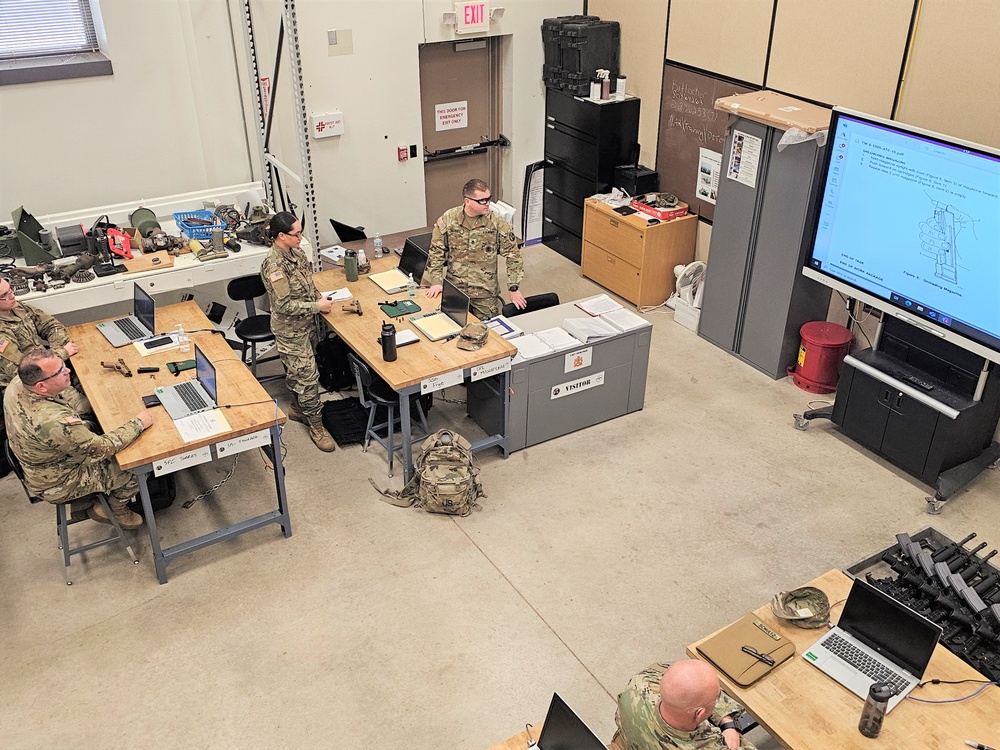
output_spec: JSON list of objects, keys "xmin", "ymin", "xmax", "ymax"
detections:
[{"xmin": 668, "ymin": 80, "xmax": 725, "ymax": 147}]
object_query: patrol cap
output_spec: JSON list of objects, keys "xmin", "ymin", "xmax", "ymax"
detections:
[
  {"xmin": 456, "ymin": 322, "xmax": 489, "ymax": 351},
  {"xmin": 770, "ymin": 586, "xmax": 831, "ymax": 628}
]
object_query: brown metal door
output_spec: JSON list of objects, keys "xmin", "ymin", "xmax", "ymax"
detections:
[{"xmin": 418, "ymin": 38, "xmax": 503, "ymax": 226}]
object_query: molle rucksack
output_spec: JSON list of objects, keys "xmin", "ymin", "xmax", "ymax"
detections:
[{"xmin": 371, "ymin": 429, "xmax": 485, "ymax": 516}]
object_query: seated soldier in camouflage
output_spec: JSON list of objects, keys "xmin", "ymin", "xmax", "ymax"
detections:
[
  {"xmin": 425, "ymin": 178, "xmax": 526, "ymax": 321},
  {"xmin": 4, "ymin": 349, "xmax": 152, "ymax": 529},
  {"xmin": 612, "ymin": 660, "xmax": 755, "ymax": 750},
  {"xmin": 0, "ymin": 277, "xmax": 89, "ymax": 415},
  {"xmin": 259, "ymin": 211, "xmax": 336, "ymax": 452}
]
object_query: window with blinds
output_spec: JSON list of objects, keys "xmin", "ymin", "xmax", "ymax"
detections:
[
  {"xmin": 0, "ymin": 0, "xmax": 111, "ymax": 85},
  {"xmin": 0, "ymin": 0, "xmax": 102, "ymax": 59}
]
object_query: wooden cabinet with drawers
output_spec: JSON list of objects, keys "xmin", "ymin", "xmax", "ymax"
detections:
[{"xmin": 581, "ymin": 199, "xmax": 697, "ymax": 307}]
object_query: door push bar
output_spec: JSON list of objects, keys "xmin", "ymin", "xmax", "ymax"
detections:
[{"xmin": 423, "ymin": 134, "xmax": 511, "ymax": 163}]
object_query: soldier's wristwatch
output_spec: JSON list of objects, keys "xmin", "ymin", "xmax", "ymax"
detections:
[
  {"xmin": 718, "ymin": 720, "xmax": 739, "ymax": 733},
  {"xmin": 508, "ymin": 285, "xmax": 519, "ymax": 292}
]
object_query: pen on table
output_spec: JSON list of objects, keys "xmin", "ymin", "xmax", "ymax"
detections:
[
  {"xmin": 966, "ymin": 742, "xmax": 996, "ymax": 750},
  {"xmin": 741, "ymin": 645, "xmax": 775, "ymax": 666}
]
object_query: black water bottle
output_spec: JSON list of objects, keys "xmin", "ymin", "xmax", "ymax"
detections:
[
  {"xmin": 858, "ymin": 681, "xmax": 893, "ymax": 738},
  {"xmin": 381, "ymin": 320, "xmax": 397, "ymax": 362}
]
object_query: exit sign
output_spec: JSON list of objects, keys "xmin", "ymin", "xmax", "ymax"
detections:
[{"xmin": 455, "ymin": 1, "xmax": 489, "ymax": 34}]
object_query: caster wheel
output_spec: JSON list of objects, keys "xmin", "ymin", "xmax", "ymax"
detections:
[
  {"xmin": 793, "ymin": 415, "xmax": 809, "ymax": 431},
  {"xmin": 925, "ymin": 497, "xmax": 943, "ymax": 515}
]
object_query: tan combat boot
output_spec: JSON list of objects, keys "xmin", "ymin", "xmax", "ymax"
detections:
[
  {"xmin": 307, "ymin": 416, "xmax": 337, "ymax": 452},
  {"xmin": 88, "ymin": 499, "xmax": 144, "ymax": 529},
  {"xmin": 287, "ymin": 398, "xmax": 307, "ymax": 424}
]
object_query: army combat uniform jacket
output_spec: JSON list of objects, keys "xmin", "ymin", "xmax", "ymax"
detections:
[
  {"xmin": 3, "ymin": 378, "xmax": 143, "ymax": 504},
  {"xmin": 260, "ymin": 243, "xmax": 325, "ymax": 418},
  {"xmin": 0, "ymin": 304, "xmax": 72, "ymax": 388},
  {"xmin": 426, "ymin": 206, "xmax": 524, "ymax": 320},
  {"xmin": 613, "ymin": 661, "xmax": 756, "ymax": 750}
]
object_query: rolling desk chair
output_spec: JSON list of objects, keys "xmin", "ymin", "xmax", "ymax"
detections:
[
  {"xmin": 329, "ymin": 218, "xmax": 367, "ymax": 243},
  {"xmin": 4, "ymin": 439, "xmax": 138, "ymax": 584},
  {"xmin": 348, "ymin": 352, "xmax": 430, "ymax": 478},
  {"xmin": 227, "ymin": 275, "xmax": 281, "ymax": 380},
  {"xmin": 502, "ymin": 292, "xmax": 559, "ymax": 318}
]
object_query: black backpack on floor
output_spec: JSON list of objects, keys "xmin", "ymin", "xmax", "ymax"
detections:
[{"xmin": 316, "ymin": 334, "xmax": 354, "ymax": 391}]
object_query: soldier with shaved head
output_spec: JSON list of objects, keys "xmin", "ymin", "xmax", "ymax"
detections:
[{"xmin": 611, "ymin": 660, "xmax": 754, "ymax": 750}]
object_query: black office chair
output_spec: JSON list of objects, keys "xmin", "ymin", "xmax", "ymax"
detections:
[
  {"xmin": 348, "ymin": 352, "xmax": 430, "ymax": 478},
  {"xmin": 4, "ymin": 439, "xmax": 138, "ymax": 584},
  {"xmin": 501, "ymin": 292, "xmax": 560, "ymax": 318},
  {"xmin": 329, "ymin": 218, "xmax": 367, "ymax": 243},
  {"xmin": 227, "ymin": 275, "xmax": 281, "ymax": 380}
]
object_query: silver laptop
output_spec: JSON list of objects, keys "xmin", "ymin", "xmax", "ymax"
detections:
[
  {"xmin": 154, "ymin": 344, "xmax": 218, "ymax": 420},
  {"xmin": 410, "ymin": 277, "xmax": 470, "ymax": 341},
  {"xmin": 532, "ymin": 693, "xmax": 605, "ymax": 750},
  {"xmin": 803, "ymin": 577, "xmax": 942, "ymax": 712},
  {"xmin": 368, "ymin": 235, "xmax": 430, "ymax": 293},
  {"xmin": 96, "ymin": 284, "xmax": 155, "ymax": 347}
]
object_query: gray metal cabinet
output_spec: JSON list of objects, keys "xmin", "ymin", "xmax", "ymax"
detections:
[
  {"xmin": 698, "ymin": 117, "xmax": 831, "ymax": 378},
  {"xmin": 467, "ymin": 302, "xmax": 651, "ymax": 452}
]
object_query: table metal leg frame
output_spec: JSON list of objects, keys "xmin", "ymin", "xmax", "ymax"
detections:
[{"xmin": 137, "ymin": 425, "xmax": 292, "ymax": 584}]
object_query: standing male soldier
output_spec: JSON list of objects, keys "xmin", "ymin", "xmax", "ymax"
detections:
[
  {"xmin": 0, "ymin": 277, "xmax": 88, "ymax": 414},
  {"xmin": 4, "ymin": 349, "xmax": 153, "ymax": 528},
  {"xmin": 425, "ymin": 179, "xmax": 526, "ymax": 320}
]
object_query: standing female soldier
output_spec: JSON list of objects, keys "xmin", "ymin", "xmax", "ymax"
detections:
[{"xmin": 260, "ymin": 212, "xmax": 337, "ymax": 452}]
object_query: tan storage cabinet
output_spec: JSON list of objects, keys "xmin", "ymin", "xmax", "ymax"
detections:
[{"xmin": 581, "ymin": 199, "xmax": 697, "ymax": 307}]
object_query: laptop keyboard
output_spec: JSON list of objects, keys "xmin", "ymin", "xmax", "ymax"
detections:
[
  {"xmin": 114, "ymin": 317, "xmax": 145, "ymax": 340},
  {"xmin": 825, "ymin": 632, "xmax": 909, "ymax": 694},
  {"xmin": 175, "ymin": 381, "xmax": 210, "ymax": 412}
]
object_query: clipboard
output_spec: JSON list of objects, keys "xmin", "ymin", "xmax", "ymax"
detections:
[{"xmin": 695, "ymin": 613, "xmax": 795, "ymax": 686}]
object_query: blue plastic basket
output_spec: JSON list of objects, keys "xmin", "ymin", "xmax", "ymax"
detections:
[{"xmin": 173, "ymin": 210, "xmax": 224, "ymax": 240}]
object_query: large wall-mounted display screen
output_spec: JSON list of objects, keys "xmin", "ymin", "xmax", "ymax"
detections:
[{"xmin": 803, "ymin": 108, "xmax": 1000, "ymax": 363}]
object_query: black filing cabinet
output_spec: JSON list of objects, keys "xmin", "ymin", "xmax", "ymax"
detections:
[{"xmin": 543, "ymin": 88, "xmax": 639, "ymax": 264}]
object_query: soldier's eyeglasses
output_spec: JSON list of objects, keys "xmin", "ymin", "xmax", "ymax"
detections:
[
  {"xmin": 465, "ymin": 195, "xmax": 491, "ymax": 205},
  {"xmin": 0, "ymin": 290, "xmax": 16, "ymax": 301},
  {"xmin": 284, "ymin": 230, "xmax": 303, "ymax": 238},
  {"xmin": 36, "ymin": 365, "xmax": 69, "ymax": 383}
]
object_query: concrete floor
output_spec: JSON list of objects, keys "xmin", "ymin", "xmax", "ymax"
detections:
[{"xmin": 2, "ymin": 243, "xmax": 999, "ymax": 749}]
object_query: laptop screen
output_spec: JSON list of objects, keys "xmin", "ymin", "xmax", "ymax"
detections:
[
  {"xmin": 441, "ymin": 277, "xmax": 469, "ymax": 327},
  {"xmin": 194, "ymin": 344, "xmax": 218, "ymax": 404},
  {"xmin": 398, "ymin": 233, "xmax": 430, "ymax": 281},
  {"xmin": 537, "ymin": 693, "xmax": 606, "ymax": 750},
  {"xmin": 839, "ymin": 578, "xmax": 942, "ymax": 678},
  {"xmin": 134, "ymin": 284, "xmax": 155, "ymax": 333}
]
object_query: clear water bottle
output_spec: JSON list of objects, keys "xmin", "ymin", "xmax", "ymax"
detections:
[
  {"xmin": 406, "ymin": 273, "xmax": 417, "ymax": 298},
  {"xmin": 373, "ymin": 232, "xmax": 383, "ymax": 259},
  {"xmin": 858, "ymin": 682, "xmax": 893, "ymax": 738},
  {"xmin": 175, "ymin": 323, "xmax": 190, "ymax": 353}
]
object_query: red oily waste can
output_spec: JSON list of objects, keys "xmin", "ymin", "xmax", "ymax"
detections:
[{"xmin": 787, "ymin": 321, "xmax": 853, "ymax": 393}]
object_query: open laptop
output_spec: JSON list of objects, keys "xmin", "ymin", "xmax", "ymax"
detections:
[
  {"xmin": 368, "ymin": 233, "xmax": 430, "ymax": 293},
  {"xmin": 409, "ymin": 277, "xmax": 469, "ymax": 341},
  {"xmin": 802, "ymin": 577, "xmax": 942, "ymax": 712},
  {"xmin": 154, "ymin": 344, "xmax": 218, "ymax": 420},
  {"xmin": 532, "ymin": 693, "xmax": 606, "ymax": 750},
  {"xmin": 96, "ymin": 283, "xmax": 155, "ymax": 347}
]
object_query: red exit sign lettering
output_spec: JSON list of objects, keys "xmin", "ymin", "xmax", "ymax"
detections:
[{"xmin": 456, "ymin": 1, "xmax": 489, "ymax": 33}]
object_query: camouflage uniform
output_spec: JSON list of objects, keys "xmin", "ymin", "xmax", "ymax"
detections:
[
  {"xmin": 3, "ymin": 377, "xmax": 143, "ymax": 505},
  {"xmin": 0, "ymin": 304, "xmax": 89, "ymax": 414},
  {"xmin": 260, "ymin": 242, "xmax": 325, "ymax": 418},
  {"xmin": 426, "ymin": 206, "xmax": 524, "ymax": 320},
  {"xmin": 612, "ymin": 661, "xmax": 756, "ymax": 750}
]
